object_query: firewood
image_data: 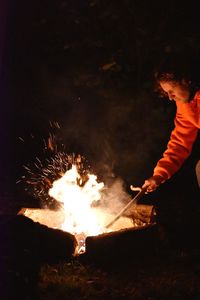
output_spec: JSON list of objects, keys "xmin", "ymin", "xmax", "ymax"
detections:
[
  {"xmin": 123, "ymin": 204, "xmax": 156, "ymax": 224},
  {"xmin": 1, "ymin": 215, "xmax": 77, "ymax": 264},
  {"xmin": 84, "ymin": 224, "xmax": 162, "ymax": 265}
]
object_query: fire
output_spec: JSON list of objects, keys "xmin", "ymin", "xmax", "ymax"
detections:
[
  {"xmin": 19, "ymin": 126, "xmax": 150, "ymax": 255},
  {"xmin": 20, "ymin": 146, "xmax": 137, "ymax": 254},
  {"xmin": 48, "ymin": 164, "xmax": 106, "ymax": 239}
]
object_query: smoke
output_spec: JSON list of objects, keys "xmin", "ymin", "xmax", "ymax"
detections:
[
  {"xmin": 16, "ymin": 65, "xmax": 174, "ymax": 194},
  {"xmin": 57, "ymin": 85, "xmax": 173, "ymax": 187},
  {"xmin": 100, "ymin": 177, "xmax": 132, "ymax": 215}
]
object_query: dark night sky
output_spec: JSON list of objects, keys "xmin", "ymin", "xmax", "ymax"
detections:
[{"xmin": 1, "ymin": 0, "xmax": 200, "ymax": 206}]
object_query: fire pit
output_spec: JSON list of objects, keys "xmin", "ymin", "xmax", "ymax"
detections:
[
  {"xmin": 20, "ymin": 158, "xmax": 157, "ymax": 260},
  {"xmin": 18, "ymin": 203, "xmax": 156, "ymax": 256}
]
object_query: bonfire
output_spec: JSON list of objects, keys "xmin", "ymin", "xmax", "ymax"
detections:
[{"xmin": 19, "ymin": 123, "xmax": 155, "ymax": 254}]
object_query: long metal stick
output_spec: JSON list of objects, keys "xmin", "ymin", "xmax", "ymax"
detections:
[{"xmin": 105, "ymin": 188, "xmax": 146, "ymax": 229}]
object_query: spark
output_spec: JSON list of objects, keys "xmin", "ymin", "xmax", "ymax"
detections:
[
  {"xmin": 19, "ymin": 122, "xmax": 90, "ymax": 208},
  {"xmin": 18, "ymin": 137, "xmax": 25, "ymax": 142}
]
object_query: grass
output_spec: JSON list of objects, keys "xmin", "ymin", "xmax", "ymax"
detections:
[{"xmin": 38, "ymin": 253, "xmax": 200, "ymax": 300}]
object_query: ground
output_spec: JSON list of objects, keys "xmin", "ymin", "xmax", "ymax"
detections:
[{"xmin": 38, "ymin": 257, "xmax": 200, "ymax": 300}]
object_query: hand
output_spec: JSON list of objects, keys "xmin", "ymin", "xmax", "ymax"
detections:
[{"xmin": 142, "ymin": 175, "xmax": 164, "ymax": 193}]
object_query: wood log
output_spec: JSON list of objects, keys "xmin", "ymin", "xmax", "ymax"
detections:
[
  {"xmin": 0, "ymin": 214, "xmax": 77, "ymax": 300},
  {"xmin": 1, "ymin": 214, "xmax": 77, "ymax": 264},
  {"xmin": 123, "ymin": 204, "xmax": 156, "ymax": 225},
  {"xmin": 83, "ymin": 224, "xmax": 166, "ymax": 266}
]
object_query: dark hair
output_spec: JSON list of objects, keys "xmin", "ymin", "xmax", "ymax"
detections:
[{"xmin": 154, "ymin": 51, "xmax": 200, "ymax": 97}]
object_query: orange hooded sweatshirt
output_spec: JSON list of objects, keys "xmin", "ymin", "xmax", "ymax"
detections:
[{"xmin": 153, "ymin": 90, "xmax": 200, "ymax": 181}]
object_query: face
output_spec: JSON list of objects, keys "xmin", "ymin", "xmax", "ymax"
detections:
[{"xmin": 159, "ymin": 80, "xmax": 191, "ymax": 103}]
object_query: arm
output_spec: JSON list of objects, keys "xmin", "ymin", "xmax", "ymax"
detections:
[{"xmin": 143, "ymin": 108, "xmax": 198, "ymax": 192}]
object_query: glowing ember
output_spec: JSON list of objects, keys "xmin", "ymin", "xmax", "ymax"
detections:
[{"xmin": 48, "ymin": 164, "xmax": 107, "ymax": 240}]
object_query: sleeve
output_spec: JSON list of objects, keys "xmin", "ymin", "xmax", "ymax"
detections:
[{"xmin": 153, "ymin": 109, "xmax": 198, "ymax": 181}]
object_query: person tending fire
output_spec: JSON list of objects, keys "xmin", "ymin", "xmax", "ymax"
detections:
[{"xmin": 142, "ymin": 51, "xmax": 200, "ymax": 193}]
